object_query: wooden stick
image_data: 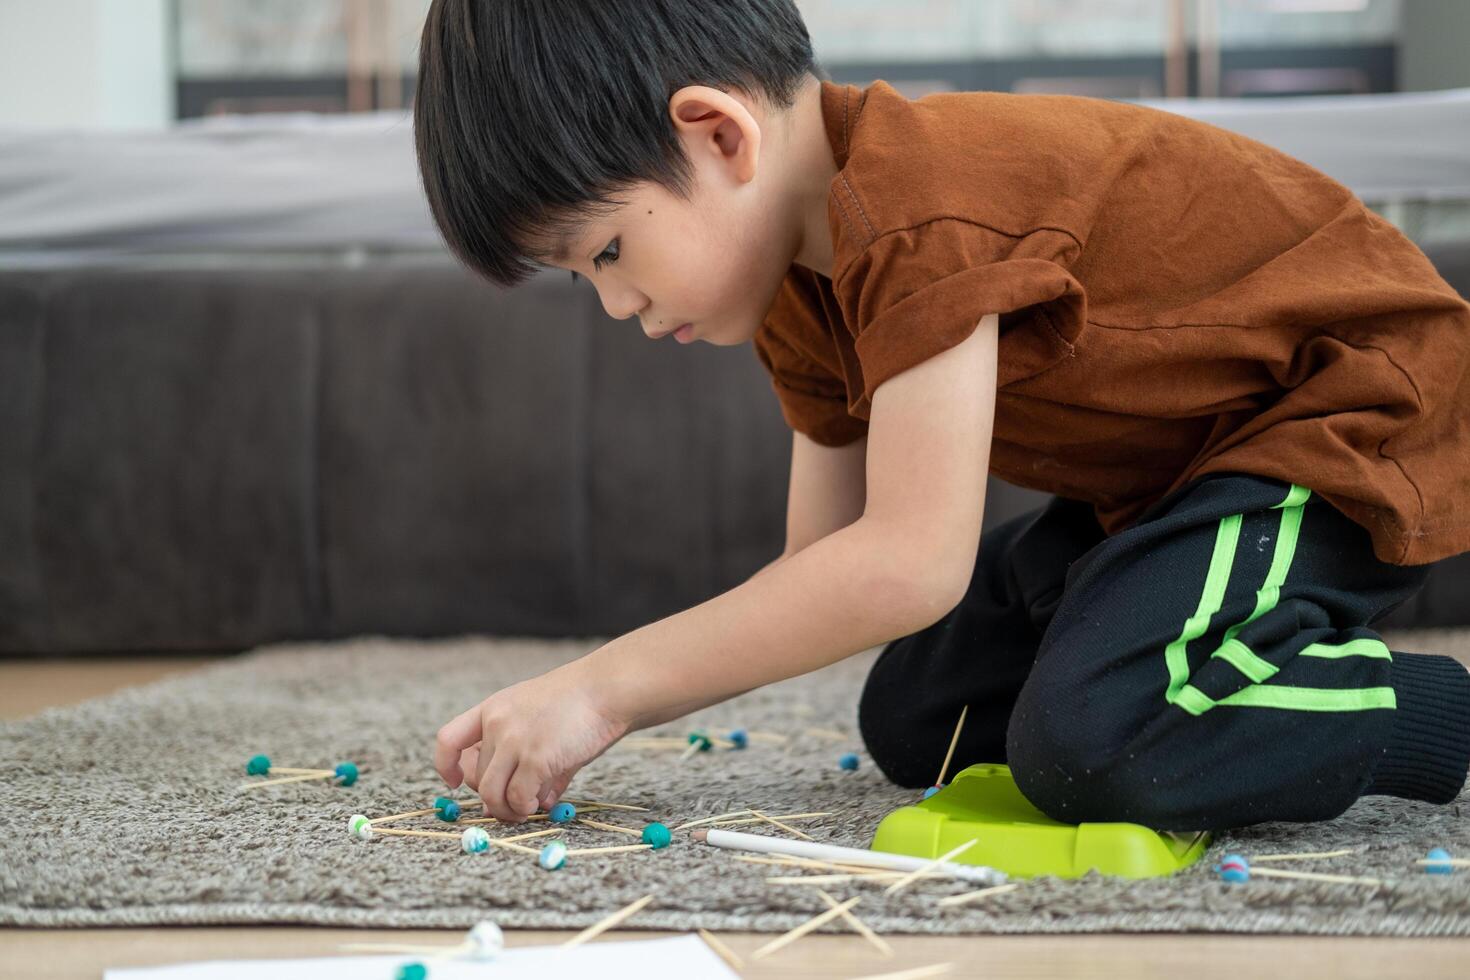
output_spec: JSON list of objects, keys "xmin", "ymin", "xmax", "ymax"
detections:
[
  {"xmin": 674, "ymin": 809, "xmax": 755, "ymax": 831},
  {"xmin": 575, "ymin": 818, "xmax": 643, "ymax": 837},
  {"xmin": 559, "ymin": 797, "xmax": 650, "ymax": 813},
  {"xmin": 461, "ymin": 812, "xmax": 550, "ymax": 826},
  {"xmin": 736, "ymin": 854, "xmax": 904, "ymax": 877},
  {"xmin": 817, "ymin": 888, "xmax": 893, "ymax": 958},
  {"xmin": 1248, "ymin": 867, "xmax": 1382, "ymax": 885},
  {"xmin": 1252, "ymin": 848, "xmax": 1357, "ymax": 862},
  {"xmin": 562, "ymin": 843, "xmax": 654, "ymax": 856},
  {"xmin": 373, "ymin": 799, "xmax": 486, "ymax": 824},
  {"xmin": 751, "ymin": 896, "xmax": 862, "ymax": 959},
  {"xmin": 936, "ymin": 882, "xmax": 1021, "ymax": 907},
  {"xmin": 709, "ymin": 812, "xmax": 831, "ymax": 828},
  {"xmin": 679, "ymin": 740, "xmax": 704, "ymax": 761},
  {"xmin": 561, "ymin": 893, "xmax": 655, "ymax": 948},
  {"xmin": 749, "ymin": 809, "xmax": 816, "ymax": 842},
  {"xmin": 848, "ymin": 964, "xmax": 955, "ymax": 980},
  {"xmin": 934, "ymin": 705, "xmax": 969, "ymax": 787},
  {"xmin": 266, "ymin": 768, "xmax": 335, "ymax": 775},
  {"xmin": 697, "ymin": 929, "xmax": 744, "ymax": 970},
  {"xmin": 745, "ymin": 731, "xmax": 789, "ymax": 743},
  {"xmin": 500, "ymin": 827, "xmax": 563, "ymax": 844},
  {"xmin": 803, "ymin": 727, "xmax": 849, "ymax": 741},
  {"xmin": 373, "ymin": 828, "xmax": 460, "ymax": 840},
  {"xmin": 1415, "ymin": 857, "xmax": 1470, "ymax": 867},
  {"xmin": 767, "ymin": 872, "xmax": 947, "ymax": 886},
  {"xmin": 884, "ymin": 839, "xmax": 979, "ymax": 895},
  {"xmin": 235, "ymin": 772, "xmax": 342, "ymax": 791}
]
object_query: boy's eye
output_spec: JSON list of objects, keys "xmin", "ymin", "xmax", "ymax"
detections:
[{"xmin": 592, "ymin": 238, "xmax": 620, "ymax": 272}]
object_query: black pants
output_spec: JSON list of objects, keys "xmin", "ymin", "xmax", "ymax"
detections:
[{"xmin": 857, "ymin": 472, "xmax": 1470, "ymax": 831}]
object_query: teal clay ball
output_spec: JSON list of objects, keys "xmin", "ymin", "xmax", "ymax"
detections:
[
  {"xmin": 839, "ymin": 753, "xmax": 860, "ymax": 771},
  {"xmin": 437, "ymin": 800, "xmax": 462, "ymax": 822},
  {"xmin": 549, "ymin": 802, "xmax": 576, "ymax": 823},
  {"xmin": 333, "ymin": 762, "xmax": 359, "ymax": 786},
  {"xmin": 246, "ymin": 754, "xmax": 271, "ymax": 776},
  {"xmin": 641, "ymin": 822, "xmax": 672, "ymax": 850},
  {"xmin": 394, "ymin": 963, "xmax": 428, "ymax": 980},
  {"xmin": 687, "ymin": 731, "xmax": 713, "ymax": 752}
]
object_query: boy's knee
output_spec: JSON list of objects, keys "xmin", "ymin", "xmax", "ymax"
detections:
[
  {"xmin": 1004, "ymin": 671, "xmax": 1170, "ymax": 826},
  {"xmin": 857, "ymin": 640, "xmax": 934, "ymax": 787}
]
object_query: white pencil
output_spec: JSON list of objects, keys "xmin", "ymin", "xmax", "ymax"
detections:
[{"xmin": 691, "ymin": 827, "xmax": 1005, "ymax": 886}]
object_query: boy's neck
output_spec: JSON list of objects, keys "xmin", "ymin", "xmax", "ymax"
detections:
[{"xmin": 786, "ymin": 75, "xmax": 840, "ymax": 281}]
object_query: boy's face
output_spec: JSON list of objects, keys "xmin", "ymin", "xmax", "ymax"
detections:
[{"xmin": 537, "ymin": 84, "xmax": 813, "ymax": 348}]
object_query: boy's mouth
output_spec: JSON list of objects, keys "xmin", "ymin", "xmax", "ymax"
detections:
[{"xmin": 673, "ymin": 323, "xmax": 695, "ymax": 343}]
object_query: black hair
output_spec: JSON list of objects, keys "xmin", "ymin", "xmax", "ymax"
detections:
[{"xmin": 414, "ymin": 0, "xmax": 822, "ymax": 288}]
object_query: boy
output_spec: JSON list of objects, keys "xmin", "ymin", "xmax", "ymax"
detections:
[{"xmin": 413, "ymin": 0, "xmax": 1470, "ymax": 829}]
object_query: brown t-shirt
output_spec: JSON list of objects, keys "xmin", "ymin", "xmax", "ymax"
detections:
[{"xmin": 753, "ymin": 79, "xmax": 1470, "ymax": 566}]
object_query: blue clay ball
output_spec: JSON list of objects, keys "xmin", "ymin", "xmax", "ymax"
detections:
[
  {"xmin": 395, "ymin": 963, "xmax": 427, "ymax": 980},
  {"xmin": 549, "ymin": 802, "xmax": 576, "ymax": 823},
  {"xmin": 922, "ymin": 785, "xmax": 943, "ymax": 800},
  {"xmin": 333, "ymin": 762, "xmax": 358, "ymax": 786},
  {"xmin": 246, "ymin": 754, "xmax": 271, "ymax": 776},
  {"xmin": 839, "ymin": 752, "xmax": 860, "ymax": 771},
  {"xmin": 727, "ymin": 729, "xmax": 748, "ymax": 750},
  {"xmin": 437, "ymin": 800, "xmax": 461, "ymax": 822},
  {"xmin": 641, "ymin": 822, "xmax": 672, "ymax": 849},
  {"xmin": 1425, "ymin": 847, "xmax": 1454, "ymax": 875}
]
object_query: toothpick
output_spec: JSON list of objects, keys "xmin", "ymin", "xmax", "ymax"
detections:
[
  {"xmin": 371, "ymin": 828, "xmax": 461, "ymax": 840},
  {"xmin": 1251, "ymin": 848, "xmax": 1357, "ymax": 862},
  {"xmin": 803, "ymin": 727, "xmax": 849, "ymax": 741},
  {"xmin": 373, "ymin": 799, "xmax": 486, "ymax": 824},
  {"xmin": 766, "ymin": 871, "xmax": 946, "ymax": 886},
  {"xmin": 235, "ymin": 772, "xmax": 345, "ymax": 791},
  {"xmin": 1415, "ymin": 857, "xmax": 1470, "ymax": 867},
  {"xmin": 735, "ymin": 854, "xmax": 908, "ymax": 877},
  {"xmin": 934, "ymin": 704, "xmax": 969, "ymax": 787},
  {"xmin": 745, "ymin": 731, "xmax": 789, "ymax": 743},
  {"xmin": 563, "ymin": 843, "xmax": 654, "ymax": 856},
  {"xmin": 679, "ymin": 740, "xmax": 704, "ymax": 761},
  {"xmin": 1247, "ymin": 867, "xmax": 1382, "ymax": 885},
  {"xmin": 749, "ymin": 809, "xmax": 816, "ymax": 841},
  {"xmin": 817, "ymin": 888, "xmax": 893, "ymax": 958},
  {"xmin": 674, "ymin": 809, "xmax": 755, "ymax": 831},
  {"xmin": 751, "ymin": 896, "xmax": 862, "ymax": 959},
  {"xmin": 559, "ymin": 797, "xmax": 650, "ymax": 812},
  {"xmin": 710, "ymin": 811, "xmax": 831, "ymax": 828},
  {"xmin": 935, "ymin": 882, "xmax": 1021, "ymax": 907},
  {"xmin": 266, "ymin": 768, "xmax": 334, "ymax": 776},
  {"xmin": 575, "ymin": 818, "xmax": 643, "ymax": 837},
  {"xmin": 561, "ymin": 893, "xmax": 655, "ymax": 947},
  {"xmin": 848, "ymin": 964, "xmax": 955, "ymax": 980},
  {"xmin": 698, "ymin": 928, "xmax": 744, "ymax": 970},
  {"xmin": 884, "ymin": 839, "xmax": 979, "ymax": 895}
]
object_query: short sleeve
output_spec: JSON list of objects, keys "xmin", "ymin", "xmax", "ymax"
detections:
[
  {"xmin": 752, "ymin": 269, "xmax": 869, "ymax": 447},
  {"xmin": 840, "ymin": 220, "xmax": 1086, "ymax": 406}
]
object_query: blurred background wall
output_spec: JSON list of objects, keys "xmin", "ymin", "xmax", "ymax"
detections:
[{"xmin": 5, "ymin": 0, "xmax": 1470, "ymax": 132}]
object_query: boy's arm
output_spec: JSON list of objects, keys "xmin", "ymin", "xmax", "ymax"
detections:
[
  {"xmin": 585, "ymin": 314, "xmax": 999, "ymax": 731},
  {"xmin": 617, "ymin": 431, "xmax": 870, "ymax": 730}
]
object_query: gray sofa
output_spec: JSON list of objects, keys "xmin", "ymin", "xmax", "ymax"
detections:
[{"xmin": 3, "ymin": 89, "xmax": 1469, "ymax": 654}]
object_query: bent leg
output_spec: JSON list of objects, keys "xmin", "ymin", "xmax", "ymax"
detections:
[
  {"xmin": 1005, "ymin": 473, "xmax": 1470, "ymax": 831},
  {"xmin": 858, "ymin": 494, "xmax": 1105, "ymax": 786}
]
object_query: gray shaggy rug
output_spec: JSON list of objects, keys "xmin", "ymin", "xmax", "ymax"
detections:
[{"xmin": 2, "ymin": 628, "xmax": 1468, "ymax": 936}]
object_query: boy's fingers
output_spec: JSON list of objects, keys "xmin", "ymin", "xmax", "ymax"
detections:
[
  {"xmin": 434, "ymin": 705, "xmax": 483, "ymax": 787},
  {"xmin": 476, "ymin": 746, "xmax": 519, "ymax": 823},
  {"xmin": 458, "ymin": 746, "xmax": 481, "ymax": 790},
  {"xmin": 505, "ymin": 765, "xmax": 544, "ymax": 821}
]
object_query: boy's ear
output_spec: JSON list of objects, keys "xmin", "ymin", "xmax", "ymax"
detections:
[{"xmin": 668, "ymin": 85, "xmax": 762, "ymax": 186}]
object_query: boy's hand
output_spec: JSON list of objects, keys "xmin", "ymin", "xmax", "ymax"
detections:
[{"xmin": 434, "ymin": 661, "xmax": 630, "ymax": 822}]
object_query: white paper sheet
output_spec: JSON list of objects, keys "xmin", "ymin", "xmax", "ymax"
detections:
[{"xmin": 103, "ymin": 933, "xmax": 740, "ymax": 980}]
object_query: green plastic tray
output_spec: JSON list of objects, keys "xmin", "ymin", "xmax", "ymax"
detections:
[{"xmin": 870, "ymin": 762, "xmax": 1211, "ymax": 879}]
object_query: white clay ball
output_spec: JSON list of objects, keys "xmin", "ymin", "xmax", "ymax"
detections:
[
  {"xmin": 347, "ymin": 814, "xmax": 373, "ymax": 840},
  {"xmin": 464, "ymin": 920, "xmax": 504, "ymax": 960}
]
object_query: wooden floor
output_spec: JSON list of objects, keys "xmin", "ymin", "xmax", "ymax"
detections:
[{"xmin": 3, "ymin": 656, "xmax": 1467, "ymax": 980}]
